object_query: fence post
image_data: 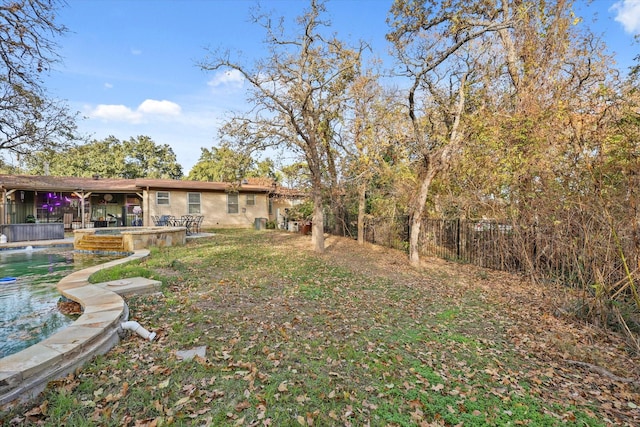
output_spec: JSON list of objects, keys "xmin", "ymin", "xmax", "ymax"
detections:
[{"xmin": 456, "ymin": 218, "xmax": 461, "ymax": 259}]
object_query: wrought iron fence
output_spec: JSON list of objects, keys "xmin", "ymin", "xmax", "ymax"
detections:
[
  {"xmin": 420, "ymin": 219, "xmax": 521, "ymax": 271},
  {"xmin": 337, "ymin": 216, "xmax": 523, "ymax": 272},
  {"xmin": 330, "ymin": 215, "xmax": 638, "ymax": 289},
  {"xmin": 363, "ymin": 215, "xmax": 410, "ymax": 252}
]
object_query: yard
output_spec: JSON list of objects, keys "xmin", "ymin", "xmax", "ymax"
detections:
[{"xmin": 2, "ymin": 229, "xmax": 640, "ymax": 426}]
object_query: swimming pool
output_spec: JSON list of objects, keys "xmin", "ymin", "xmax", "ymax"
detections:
[{"xmin": 0, "ymin": 248, "xmax": 119, "ymax": 358}]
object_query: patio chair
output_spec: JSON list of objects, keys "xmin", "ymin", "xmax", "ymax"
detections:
[
  {"xmin": 181, "ymin": 215, "xmax": 194, "ymax": 235},
  {"xmin": 193, "ymin": 215, "xmax": 204, "ymax": 234}
]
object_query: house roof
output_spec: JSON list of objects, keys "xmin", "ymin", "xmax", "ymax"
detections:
[
  {"xmin": 0, "ymin": 175, "xmax": 139, "ymax": 192},
  {"xmin": 0, "ymin": 174, "xmax": 307, "ymax": 198},
  {"xmin": 134, "ymin": 178, "xmax": 266, "ymax": 192}
]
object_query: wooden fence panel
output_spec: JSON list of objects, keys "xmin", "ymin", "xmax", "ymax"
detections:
[{"xmin": 1, "ymin": 223, "xmax": 65, "ymax": 242}]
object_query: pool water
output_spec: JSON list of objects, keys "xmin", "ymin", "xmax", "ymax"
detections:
[{"xmin": 0, "ymin": 248, "xmax": 119, "ymax": 358}]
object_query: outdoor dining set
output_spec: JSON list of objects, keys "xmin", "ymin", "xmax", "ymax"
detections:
[{"xmin": 151, "ymin": 215, "xmax": 204, "ymax": 235}]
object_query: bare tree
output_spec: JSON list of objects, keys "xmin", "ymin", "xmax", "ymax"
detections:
[
  {"xmin": 386, "ymin": 0, "xmax": 511, "ymax": 266},
  {"xmin": 342, "ymin": 69, "xmax": 408, "ymax": 244},
  {"xmin": 0, "ymin": 0, "xmax": 77, "ymax": 161},
  {"xmin": 386, "ymin": 0, "xmax": 593, "ymax": 267},
  {"xmin": 199, "ymin": 0, "xmax": 366, "ymax": 253}
]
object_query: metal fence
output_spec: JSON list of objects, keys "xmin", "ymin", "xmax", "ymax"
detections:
[
  {"xmin": 363, "ymin": 215, "xmax": 410, "ymax": 252},
  {"xmin": 330, "ymin": 215, "xmax": 637, "ymax": 289},
  {"xmin": 339, "ymin": 216, "xmax": 523, "ymax": 273},
  {"xmin": 419, "ymin": 219, "xmax": 521, "ymax": 271}
]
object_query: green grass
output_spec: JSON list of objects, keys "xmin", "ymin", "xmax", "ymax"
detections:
[
  {"xmin": 88, "ymin": 260, "xmax": 160, "ymax": 284},
  {"xmin": 0, "ymin": 229, "xmax": 612, "ymax": 426}
]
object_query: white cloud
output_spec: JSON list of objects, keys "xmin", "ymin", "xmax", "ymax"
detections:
[
  {"xmin": 611, "ymin": 0, "xmax": 640, "ymax": 34},
  {"xmin": 131, "ymin": 48, "xmax": 142, "ymax": 55},
  {"xmin": 88, "ymin": 99, "xmax": 182, "ymax": 123},
  {"xmin": 138, "ymin": 99, "xmax": 182, "ymax": 115},
  {"xmin": 91, "ymin": 104, "xmax": 142, "ymax": 123},
  {"xmin": 207, "ymin": 69, "xmax": 244, "ymax": 88},
  {"xmin": 104, "ymin": 82, "xmax": 113, "ymax": 89}
]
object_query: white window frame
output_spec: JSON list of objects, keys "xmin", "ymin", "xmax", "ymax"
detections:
[
  {"xmin": 227, "ymin": 192, "xmax": 239, "ymax": 214},
  {"xmin": 156, "ymin": 191, "xmax": 170, "ymax": 205},
  {"xmin": 187, "ymin": 192, "xmax": 201, "ymax": 214},
  {"xmin": 246, "ymin": 194, "xmax": 255, "ymax": 206}
]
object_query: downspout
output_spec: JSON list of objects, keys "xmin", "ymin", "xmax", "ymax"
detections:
[{"xmin": 121, "ymin": 321, "xmax": 157, "ymax": 341}]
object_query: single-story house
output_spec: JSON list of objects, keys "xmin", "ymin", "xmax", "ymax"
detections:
[{"xmin": 0, "ymin": 174, "xmax": 306, "ymax": 230}]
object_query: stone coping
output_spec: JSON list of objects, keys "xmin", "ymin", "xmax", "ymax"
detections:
[
  {"xmin": 74, "ymin": 226, "xmax": 184, "ymax": 235},
  {"xmin": 74, "ymin": 226, "xmax": 187, "ymax": 252},
  {"xmin": 0, "ymin": 237, "xmax": 74, "ymax": 250},
  {"xmin": 0, "ymin": 249, "xmax": 158, "ymax": 409}
]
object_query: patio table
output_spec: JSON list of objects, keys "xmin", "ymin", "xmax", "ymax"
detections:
[{"xmin": 168, "ymin": 216, "xmax": 194, "ymax": 235}]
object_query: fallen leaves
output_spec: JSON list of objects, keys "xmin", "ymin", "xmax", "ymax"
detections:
[
  {"xmin": 431, "ymin": 383, "xmax": 445, "ymax": 392},
  {"xmin": 56, "ymin": 300, "xmax": 82, "ymax": 315},
  {"xmin": 23, "ymin": 400, "xmax": 48, "ymax": 418},
  {"xmin": 5, "ymin": 231, "xmax": 640, "ymax": 426}
]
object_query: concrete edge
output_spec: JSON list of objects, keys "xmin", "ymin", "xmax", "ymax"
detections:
[{"xmin": 0, "ymin": 249, "xmax": 151, "ymax": 409}]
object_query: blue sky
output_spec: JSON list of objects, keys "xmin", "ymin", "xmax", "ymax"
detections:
[{"xmin": 44, "ymin": 0, "xmax": 639, "ymax": 175}]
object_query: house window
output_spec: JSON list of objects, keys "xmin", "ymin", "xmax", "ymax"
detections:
[
  {"xmin": 188, "ymin": 192, "xmax": 201, "ymax": 214},
  {"xmin": 227, "ymin": 192, "xmax": 239, "ymax": 214},
  {"xmin": 268, "ymin": 198, "xmax": 273, "ymax": 215},
  {"xmin": 157, "ymin": 191, "xmax": 170, "ymax": 205},
  {"xmin": 246, "ymin": 194, "xmax": 255, "ymax": 206}
]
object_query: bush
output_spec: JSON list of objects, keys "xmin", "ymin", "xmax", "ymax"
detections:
[{"xmin": 287, "ymin": 200, "xmax": 314, "ymax": 221}]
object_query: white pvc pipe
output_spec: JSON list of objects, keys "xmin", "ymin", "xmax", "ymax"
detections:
[{"xmin": 121, "ymin": 321, "xmax": 157, "ymax": 341}]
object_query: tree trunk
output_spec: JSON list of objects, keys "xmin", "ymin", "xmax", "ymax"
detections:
[
  {"xmin": 409, "ymin": 167, "xmax": 436, "ymax": 267},
  {"xmin": 357, "ymin": 182, "xmax": 366, "ymax": 245},
  {"xmin": 331, "ymin": 198, "xmax": 345, "ymax": 236},
  {"xmin": 311, "ymin": 188, "xmax": 325, "ymax": 253},
  {"xmin": 408, "ymin": 71, "xmax": 466, "ymax": 266}
]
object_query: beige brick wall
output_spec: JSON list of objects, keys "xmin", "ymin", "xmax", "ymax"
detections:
[{"xmin": 144, "ymin": 190, "xmax": 270, "ymax": 229}]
